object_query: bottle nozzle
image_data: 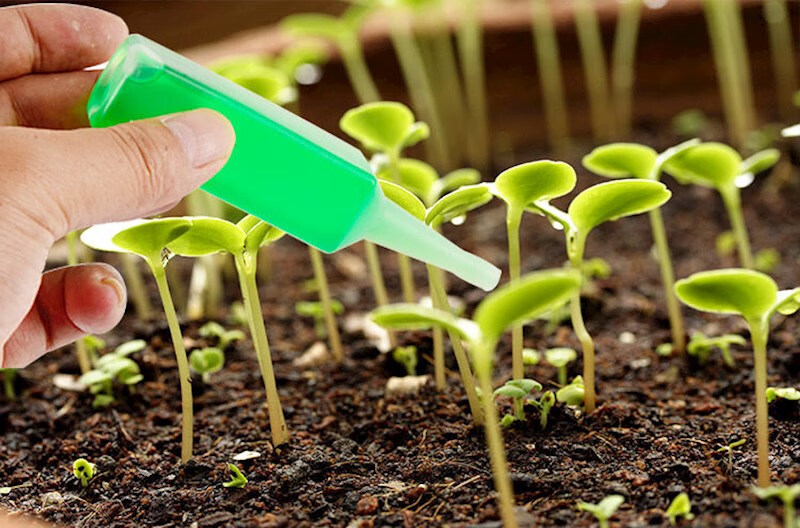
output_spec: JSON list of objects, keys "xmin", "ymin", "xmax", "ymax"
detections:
[{"xmin": 360, "ymin": 196, "xmax": 501, "ymax": 292}]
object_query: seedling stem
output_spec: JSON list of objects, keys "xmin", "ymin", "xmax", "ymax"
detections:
[
  {"xmin": 719, "ymin": 186, "xmax": 754, "ymax": 269},
  {"xmin": 506, "ymin": 206, "xmax": 524, "ymax": 380},
  {"xmin": 65, "ymin": 231, "xmax": 92, "ymax": 374},
  {"xmin": 308, "ymin": 247, "xmax": 343, "ymax": 361}
]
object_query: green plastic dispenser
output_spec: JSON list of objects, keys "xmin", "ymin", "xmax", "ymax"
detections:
[{"xmin": 87, "ymin": 35, "xmax": 500, "ymax": 291}]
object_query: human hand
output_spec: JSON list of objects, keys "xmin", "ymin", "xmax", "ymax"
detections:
[{"xmin": 0, "ymin": 4, "xmax": 236, "ymax": 368}]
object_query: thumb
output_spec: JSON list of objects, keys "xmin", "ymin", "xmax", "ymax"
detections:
[{"xmin": 3, "ymin": 108, "xmax": 236, "ymax": 238}]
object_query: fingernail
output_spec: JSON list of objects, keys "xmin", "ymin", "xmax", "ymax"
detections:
[
  {"xmin": 162, "ymin": 109, "xmax": 236, "ymax": 168},
  {"xmin": 100, "ymin": 276, "xmax": 126, "ymax": 308}
]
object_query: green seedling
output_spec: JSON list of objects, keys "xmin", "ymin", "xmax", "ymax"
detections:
[
  {"xmin": 307, "ymin": 246, "xmax": 344, "ymax": 360},
  {"xmin": 716, "ymin": 438, "xmax": 747, "ymax": 473},
  {"xmin": 753, "ymin": 484, "xmax": 800, "ymax": 528},
  {"xmin": 529, "ymin": 176, "xmax": 672, "ymax": 411},
  {"xmin": 494, "ymin": 378, "xmax": 542, "ymax": 422},
  {"xmin": 223, "ymin": 463, "xmax": 248, "ymax": 489},
  {"xmin": 456, "ymin": 0, "xmax": 490, "ymax": 168},
  {"xmin": 296, "ymin": 300, "xmax": 344, "ymax": 338},
  {"xmin": 199, "ymin": 321, "xmax": 245, "ymax": 350},
  {"xmin": 577, "ymin": 494, "xmax": 625, "ymax": 528},
  {"xmin": 81, "ymin": 335, "xmax": 106, "ymax": 367},
  {"xmin": 556, "ymin": 376, "xmax": 586, "ymax": 407},
  {"xmin": 392, "ymin": 346, "xmax": 418, "ymax": 376},
  {"xmin": 611, "ymin": 0, "xmax": 642, "ymax": 138},
  {"xmin": 665, "ymin": 142, "xmax": 780, "ymax": 269},
  {"xmin": 522, "ymin": 348, "xmax": 541, "ymax": 366},
  {"xmin": 767, "ymin": 387, "xmax": 800, "ymax": 403},
  {"xmin": 371, "ymin": 269, "xmax": 581, "ymax": 528},
  {"xmin": 81, "ymin": 218, "xmax": 195, "ymax": 462},
  {"xmin": 189, "ymin": 347, "xmax": 225, "ymax": 383},
  {"xmin": 535, "ymin": 391, "xmax": 556, "ymax": 429},
  {"xmin": 675, "ymin": 269, "xmax": 800, "ymax": 486},
  {"xmin": 764, "ymin": 0, "xmax": 800, "ymax": 120},
  {"xmin": 167, "ymin": 215, "xmax": 290, "ymax": 445},
  {"xmin": 0, "ymin": 369, "xmax": 17, "ymax": 400},
  {"xmin": 666, "ymin": 492, "xmax": 694, "ymax": 526},
  {"xmin": 545, "ymin": 347, "xmax": 577, "ymax": 385},
  {"xmin": 574, "ymin": 0, "xmax": 613, "ymax": 141},
  {"xmin": 673, "ymin": 109, "xmax": 709, "ymax": 139},
  {"xmin": 492, "ymin": 160, "xmax": 577, "ymax": 380},
  {"xmin": 79, "ymin": 339, "xmax": 146, "ymax": 408},
  {"xmin": 687, "ymin": 332, "xmax": 745, "ymax": 367},
  {"xmin": 72, "ymin": 458, "xmax": 95, "ymax": 488},
  {"xmin": 583, "ymin": 139, "xmax": 699, "ymax": 354}
]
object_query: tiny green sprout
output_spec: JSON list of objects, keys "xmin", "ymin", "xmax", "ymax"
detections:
[
  {"xmin": 392, "ymin": 346, "xmax": 418, "ymax": 376},
  {"xmin": 223, "ymin": 463, "xmax": 248, "ymax": 489},
  {"xmin": 753, "ymin": 484, "xmax": 800, "ymax": 528},
  {"xmin": 296, "ymin": 300, "xmax": 344, "ymax": 338},
  {"xmin": 0, "ymin": 369, "xmax": 18, "ymax": 400},
  {"xmin": 79, "ymin": 340, "xmax": 145, "ymax": 408},
  {"xmin": 545, "ymin": 347, "xmax": 578, "ymax": 385},
  {"xmin": 666, "ymin": 492, "xmax": 694, "ymax": 526},
  {"xmin": 522, "ymin": 348, "xmax": 541, "ymax": 366},
  {"xmin": 672, "ymin": 109, "xmax": 709, "ymax": 138},
  {"xmin": 494, "ymin": 378, "xmax": 542, "ymax": 422},
  {"xmin": 577, "ymin": 494, "xmax": 625, "ymax": 528},
  {"xmin": 687, "ymin": 332, "xmax": 746, "ymax": 367},
  {"xmin": 766, "ymin": 387, "xmax": 800, "ymax": 403},
  {"xmin": 199, "ymin": 321, "xmax": 245, "ymax": 350},
  {"xmin": 81, "ymin": 334, "xmax": 106, "ymax": 367},
  {"xmin": 536, "ymin": 391, "xmax": 556, "ymax": 429},
  {"xmin": 556, "ymin": 376, "xmax": 586, "ymax": 407},
  {"xmin": 676, "ymin": 269, "xmax": 800, "ymax": 486},
  {"xmin": 72, "ymin": 458, "xmax": 95, "ymax": 488},
  {"xmin": 755, "ymin": 248, "xmax": 781, "ymax": 274},
  {"xmin": 189, "ymin": 347, "xmax": 225, "ymax": 383},
  {"xmin": 582, "ymin": 257, "xmax": 612, "ymax": 281},
  {"xmin": 716, "ymin": 438, "xmax": 747, "ymax": 473}
]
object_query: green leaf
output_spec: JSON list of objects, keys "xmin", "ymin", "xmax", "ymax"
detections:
[
  {"xmin": 223, "ymin": 463, "xmax": 248, "ymax": 488},
  {"xmin": 753, "ymin": 484, "xmax": 800, "ymax": 503},
  {"xmin": 522, "ymin": 348, "xmax": 540, "ymax": 365},
  {"xmin": 578, "ymin": 494, "xmax": 625, "ymax": 522},
  {"xmin": 113, "ymin": 339, "xmax": 146, "ymax": 358},
  {"xmin": 430, "ymin": 168, "xmax": 481, "ymax": 204},
  {"xmin": 222, "ymin": 66, "xmax": 295, "ymax": 105},
  {"xmin": 675, "ymin": 269, "xmax": 778, "ymax": 322},
  {"xmin": 741, "ymin": 148, "xmax": 780, "ymax": 175},
  {"xmin": 168, "ymin": 216, "xmax": 245, "ymax": 257},
  {"xmin": 544, "ymin": 347, "xmax": 577, "ymax": 368},
  {"xmin": 378, "ymin": 158, "xmax": 438, "ymax": 201},
  {"xmin": 663, "ymin": 142, "xmax": 741, "ymax": 189},
  {"xmin": 493, "ymin": 385, "xmax": 528, "ymax": 399},
  {"xmin": 402, "ymin": 122, "xmax": 430, "ymax": 149},
  {"xmin": 556, "ymin": 376, "xmax": 585, "ymax": 406},
  {"xmin": 190, "ymin": 347, "xmax": 225, "ymax": 375},
  {"xmin": 380, "ymin": 181, "xmax": 426, "ymax": 221},
  {"xmin": 243, "ymin": 221, "xmax": 285, "ymax": 255},
  {"xmin": 493, "ymin": 160, "xmax": 576, "ymax": 210},
  {"xmin": 568, "ymin": 179, "xmax": 671, "ymax": 234},
  {"xmin": 281, "ymin": 13, "xmax": 347, "ymax": 42},
  {"xmin": 773, "ymin": 288, "xmax": 800, "ymax": 316},
  {"xmin": 425, "ymin": 184, "xmax": 493, "ymax": 227},
  {"xmin": 508, "ymin": 378, "xmax": 542, "ymax": 393},
  {"xmin": 766, "ymin": 386, "xmax": 800, "ymax": 403},
  {"xmin": 369, "ymin": 304, "xmax": 481, "ymax": 344},
  {"xmin": 340, "ymin": 102, "xmax": 416, "ymax": 153},
  {"xmin": 79, "ymin": 370, "xmax": 111, "ymax": 387},
  {"xmin": 582, "ymin": 143, "xmax": 658, "ymax": 180},
  {"xmin": 666, "ymin": 492, "xmax": 694, "ymax": 526},
  {"xmin": 473, "ymin": 269, "xmax": 581, "ymax": 345},
  {"xmin": 80, "ymin": 218, "xmax": 192, "ymax": 260}
]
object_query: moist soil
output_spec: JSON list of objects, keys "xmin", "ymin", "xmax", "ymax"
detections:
[{"xmin": 2, "ymin": 133, "xmax": 800, "ymax": 528}]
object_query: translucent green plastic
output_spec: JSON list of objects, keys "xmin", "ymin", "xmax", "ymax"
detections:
[{"xmin": 87, "ymin": 35, "xmax": 500, "ymax": 291}]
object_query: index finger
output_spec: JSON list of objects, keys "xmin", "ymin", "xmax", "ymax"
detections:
[{"xmin": 0, "ymin": 4, "xmax": 128, "ymax": 82}]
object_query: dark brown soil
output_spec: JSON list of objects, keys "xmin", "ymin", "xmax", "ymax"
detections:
[{"xmin": 2, "ymin": 133, "xmax": 799, "ymax": 528}]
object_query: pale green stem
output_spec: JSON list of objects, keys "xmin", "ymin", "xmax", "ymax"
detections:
[
  {"xmin": 121, "ymin": 253, "xmax": 153, "ymax": 321},
  {"xmin": 66, "ymin": 231, "xmax": 92, "ymax": 373},
  {"xmin": 150, "ymin": 263, "xmax": 193, "ymax": 463},
  {"xmin": 648, "ymin": 208, "xmax": 685, "ymax": 354},
  {"xmin": 432, "ymin": 322, "xmax": 446, "ymax": 390},
  {"xmin": 364, "ymin": 241, "xmax": 397, "ymax": 348},
  {"xmin": 764, "ymin": 0, "xmax": 798, "ymax": 120},
  {"xmin": 750, "ymin": 321, "xmax": 770, "ymax": 488},
  {"xmin": 386, "ymin": 151, "xmax": 416, "ymax": 304},
  {"xmin": 783, "ymin": 497, "xmax": 795, "ymax": 528},
  {"xmin": 506, "ymin": 207, "xmax": 524, "ymax": 380},
  {"xmin": 457, "ymin": 0, "xmax": 490, "ymax": 169},
  {"xmin": 2, "ymin": 371, "xmax": 16, "ymax": 400},
  {"xmin": 235, "ymin": 255, "xmax": 289, "ymax": 446},
  {"xmin": 720, "ymin": 185, "xmax": 754, "ymax": 269},
  {"xmin": 724, "ymin": 0, "xmax": 757, "ymax": 131},
  {"xmin": 531, "ymin": 0, "xmax": 571, "ymax": 152},
  {"xmin": 340, "ymin": 36, "xmax": 381, "ymax": 104},
  {"xmin": 574, "ymin": 0, "xmax": 613, "ymax": 141},
  {"xmin": 568, "ymin": 234, "xmax": 596, "ymax": 413},
  {"xmin": 611, "ymin": 0, "xmax": 642, "ymax": 138},
  {"xmin": 309, "ymin": 247, "xmax": 343, "ymax": 362}
]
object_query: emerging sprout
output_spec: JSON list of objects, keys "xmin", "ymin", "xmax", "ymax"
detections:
[
  {"xmin": 0, "ymin": 369, "xmax": 17, "ymax": 400},
  {"xmin": 577, "ymin": 494, "xmax": 625, "ymax": 528},
  {"xmin": 676, "ymin": 269, "xmax": 800, "ymax": 486},
  {"xmin": 535, "ymin": 391, "xmax": 556, "ymax": 429},
  {"xmin": 79, "ymin": 349, "xmax": 144, "ymax": 409},
  {"xmin": 189, "ymin": 347, "xmax": 225, "ymax": 383},
  {"xmin": 716, "ymin": 438, "xmax": 747, "ymax": 473},
  {"xmin": 199, "ymin": 322, "xmax": 245, "ymax": 350},
  {"xmin": 545, "ymin": 347, "xmax": 577, "ymax": 385},
  {"xmin": 766, "ymin": 387, "xmax": 800, "ymax": 403},
  {"xmin": 666, "ymin": 492, "xmax": 694, "ymax": 526},
  {"xmin": 72, "ymin": 458, "xmax": 95, "ymax": 488},
  {"xmin": 223, "ymin": 463, "xmax": 248, "ymax": 489},
  {"xmin": 753, "ymin": 484, "xmax": 800, "ymax": 528},
  {"xmin": 392, "ymin": 346, "xmax": 418, "ymax": 376},
  {"xmin": 686, "ymin": 332, "xmax": 745, "ymax": 367},
  {"xmin": 556, "ymin": 376, "xmax": 586, "ymax": 407},
  {"xmin": 522, "ymin": 348, "xmax": 541, "ymax": 366},
  {"xmin": 494, "ymin": 378, "xmax": 542, "ymax": 423},
  {"xmin": 296, "ymin": 300, "xmax": 345, "ymax": 338}
]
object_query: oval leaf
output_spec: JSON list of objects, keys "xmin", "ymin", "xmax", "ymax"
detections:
[
  {"xmin": 168, "ymin": 216, "xmax": 245, "ymax": 257},
  {"xmin": 494, "ymin": 160, "xmax": 576, "ymax": 210},
  {"xmin": 425, "ymin": 184, "xmax": 493, "ymax": 227},
  {"xmin": 369, "ymin": 304, "xmax": 481, "ymax": 344},
  {"xmin": 568, "ymin": 179, "xmax": 671, "ymax": 234},
  {"xmin": 741, "ymin": 148, "xmax": 780, "ymax": 176},
  {"xmin": 380, "ymin": 181, "xmax": 426, "ymax": 221},
  {"xmin": 80, "ymin": 220, "xmax": 149, "ymax": 254},
  {"xmin": 663, "ymin": 142, "xmax": 741, "ymax": 189},
  {"xmin": 377, "ymin": 158, "xmax": 438, "ymax": 200},
  {"xmin": 675, "ymin": 269, "xmax": 778, "ymax": 322},
  {"xmin": 544, "ymin": 347, "xmax": 577, "ymax": 367},
  {"xmin": 340, "ymin": 102, "xmax": 415, "ymax": 153},
  {"xmin": 582, "ymin": 143, "xmax": 657, "ymax": 180},
  {"xmin": 430, "ymin": 168, "xmax": 481, "ymax": 204},
  {"xmin": 111, "ymin": 218, "xmax": 193, "ymax": 260}
]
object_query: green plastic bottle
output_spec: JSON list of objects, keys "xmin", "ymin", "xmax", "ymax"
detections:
[{"xmin": 87, "ymin": 35, "xmax": 499, "ymax": 291}]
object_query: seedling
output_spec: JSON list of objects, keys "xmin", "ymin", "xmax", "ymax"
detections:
[
  {"xmin": 189, "ymin": 347, "xmax": 225, "ymax": 383},
  {"xmin": 675, "ymin": 268, "xmax": 800, "ymax": 486},
  {"xmin": 72, "ymin": 458, "xmax": 95, "ymax": 488},
  {"xmin": 766, "ymin": 387, "xmax": 800, "ymax": 403},
  {"xmin": 392, "ymin": 346, "xmax": 418, "ymax": 376},
  {"xmin": 545, "ymin": 347, "xmax": 577, "ymax": 385},
  {"xmin": 296, "ymin": 300, "xmax": 344, "ymax": 338},
  {"xmin": 577, "ymin": 494, "xmax": 625, "ymax": 528},
  {"xmin": 672, "ymin": 109, "xmax": 709, "ymax": 139},
  {"xmin": 535, "ymin": 391, "xmax": 556, "ymax": 429},
  {"xmin": 557, "ymin": 376, "xmax": 586, "ymax": 407},
  {"xmin": 0, "ymin": 369, "xmax": 17, "ymax": 400},
  {"xmin": 223, "ymin": 463, "xmax": 248, "ymax": 489},
  {"xmin": 716, "ymin": 438, "xmax": 747, "ymax": 473},
  {"xmin": 574, "ymin": 0, "xmax": 613, "ymax": 140},
  {"xmin": 79, "ymin": 349, "xmax": 144, "ymax": 409},
  {"xmin": 199, "ymin": 322, "xmax": 245, "ymax": 350},
  {"xmin": 583, "ymin": 139, "xmax": 699, "ymax": 354},
  {"xmin": 81, "ymin": 335, "xmax": 106, "ymax": 367},
  {"xmin": 494, "ymin": 378, "xmax": 542, "ymax": 422},
  {"xmin": 371, "ymin": 268, "xmax": 581, "ymax": 528},
  {"xmin": 611, "ymin": 0, "xmax": 642, "ymax": 138},
  {"xmin": 753, "ymin": 484, "xmax": 800, "ymax": 528},
  {"xmin": 307, "ymin": 247, "xmax": 344, "ymax": 360},
  {"xmin": 522, "ymin": 348, "xmax": 541, "ymax": 366},
  {"xmin": 81, "ymin": 218, "xmax": 196, "ymax": 462},
  {"xmin": 666, "ymin": 492, "xmax": 694, "ymax": 526},
  {"xmin": 664, "ymin": 142, "xmax": 781, "ymax": 269},
  {"xmin": 687, "ymin": 332, "xmax": 746, "ymax": 367},
  {"xmin": 456, "ymin": 0, "xmax": 490, "ymax": 168}
]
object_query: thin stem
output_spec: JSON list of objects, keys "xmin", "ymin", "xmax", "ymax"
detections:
[
  {"xmin": 397, "ymin": 253, "xmax": 416, "ymax": 304},
  {"xmin": 783, "ymin": 497, "xmax": 795, "ymax": 528},
  {"xmin": 2, "ymin": 371, "xmax": 15, "ymax": 400},
  {"xmin": 457, "ymin": 0, "xmax": 490, "ymax": 169},
  {"xmin": 121, "ymin": 253, "xmax": 153, "ymax": 321},
  {"xmin": 506, "ymin": 207, "xmax": 524, "ymax": 380},
  {"xmin": 611, "ymin": 0, "xmax": 642, "ymax": 139},
  {"xmin": 569, "ymin": 234, "xmax": 596, "ymax": 413},
  {"xmin": 574, "ymin": 0, "xmax": 614, "ymax": 141},
  {"xmin": 432, "ymin": 322, "xmax": 446, "ymax": 390},
  {"xmin": 236, "ymin": 255, "xmax": 289, "ymax": 446},
  {"xmin": 309, "ymin": 247, "xmax": 343, "ymax": 362},
  {"xmin": 340, "ymin": 37, "xmax": 381, "ymax": 104},
  {"xmin": 764, "ymin": 0, "xmax": 798, "ymax": 121},
  {"xmin": 750, "ymin": 321, "xmax": 770, "ymax": 488},
  {"xmin": 66, "ymin": 231, "xmax": 92, "ymax": 373},
  {"xmin": 648, "ymin": 208, "xmax": 685, "ymax": 354},
  {"xmin": 720, "ymin": 186, "xmax": 754, "ymax": 269},
  {"xmin": 150, "ymin": 263, "xmax": 193, "ymax": 463},
  {"xmin": 364, "ymin": 241, "xmax": 397, "ymax": 347}
]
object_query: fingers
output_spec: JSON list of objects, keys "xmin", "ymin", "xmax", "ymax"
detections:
[
  {"xmin": 2, "ymin": 264, "xmax": 127, "ymax": 369},
  {"xmin": 0, "ymin": 70, "xmax": 100, "ymax": 128},
  {"xmin": 0, "ymin": 109, "xmax": 236, "ymax": 238},
  {"xmin": 0, "ymin": 4, "xmax": 128, "ymax": 82}
]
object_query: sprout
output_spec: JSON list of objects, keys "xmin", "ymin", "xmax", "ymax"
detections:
[
  {"xmin": 766, "ymin": 387, "xmax": 800, "ymax": 403},
  {"xmin": 753, "ymin": 484, "xmax": 800, "ymax": 528},
  {"xmin": 675, "ymin": 268, "xmax": 800, "ymax": 486},
  {"xmin": 199, "ymin": 322, "xmax": 245, "ymax": 350},
  {"xmin": 296, "ymin": 300, "xmax": 345, "ymax": 338},
  {"xmin": 81, "ymin": 335, "xmax": 106, "ymax": 368},
  {"xmin": 536, "ymin": 391, "xmax": 556, "ymax": 430},
  {"xmin": 686, "ymin": 332, "xmax": 745, "ymax": 367},
  {"xmin": 189, "ymin": 347, "xmax": 225, "ymax": 383},
  {"xmin": 583, "ymin": 139, "xmax": 698, "ymax": 354},
  {"xmin": 577, "ymin": 494, "xmax": 625, "ymax": 528},
  {"xmin": 672, "ymin": 109, "xmax": 709, "ymax": 138},
  {"xmin": 222, "ymin": 463, "xmax": 248, "ymax": 489},
  {"xmin": 522, "ymin": 348, "xmax": 541, "ymax": 366},
  {"xmin": 370, "ymin": 269, "xmax": 581, "ymax": 528},
  {"xmin": 666, "ymin": 492, "xmax": 694, "ymax": 526},
  {"xmin": 493, "ymin": 378, "xmax": 542, "ymax": 423},
  {"xmin": 664, "ymin": 143, "xmax": 780, "ymax": 269},
  {"xmin": 79, "ymin": 340, "xmax": 145, "ymax": 408},
  {"xmin": 556, "ymin": 376, "xmax": 586, "ymax": 407},
  {"xmin": 716, "ymin": 438, "xmax": 747, "ymax": 473},
  {"xmin": 392, "ymin": 346, "xmax": 418, "ymax": 376},
  {"xmin": 72, "ymin": 458, "xmax": 95, "ymax": 488},
  {"xmin": 0, "ymin": 369, "xmax": 17, "ymax": 400},
  {"xmin": 545, "ymin": 347, "xmax": 577, "ymax": 385}
]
